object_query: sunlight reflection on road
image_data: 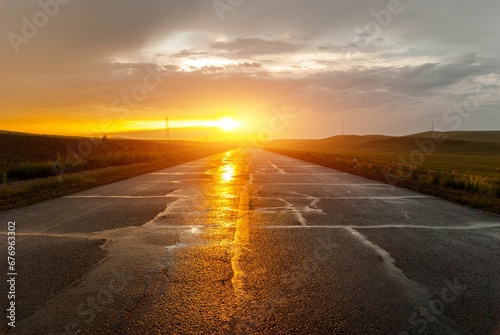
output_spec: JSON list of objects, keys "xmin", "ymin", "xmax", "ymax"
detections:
[
  {"xmin": 221, "ymin": 164, "xmax": 235, "ymax": 183},
  {"xmin": 220, "ymin": 152, "xmax": 235, "ymax": 183},
  {"xmin": 212, "ymin": 150, "xmax": 251, "ymax": 298},
  {"xmin": 231, "ymin": 184, "xmax": 250, "ymax": 298}
]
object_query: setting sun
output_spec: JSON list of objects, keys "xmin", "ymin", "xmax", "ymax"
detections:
[{"xmin": 216, "ymin": 117, "xmax": 242, "ymax": 132}]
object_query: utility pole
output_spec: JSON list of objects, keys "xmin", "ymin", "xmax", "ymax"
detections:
[{"xmin": 165, "ymin": 117, "xmax": 170, "ymax": 141}]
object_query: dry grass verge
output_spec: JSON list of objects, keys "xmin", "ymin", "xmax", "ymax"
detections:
[{"xmin": 0, "ymin": 149, "xmax": 233, "ymax": 212}]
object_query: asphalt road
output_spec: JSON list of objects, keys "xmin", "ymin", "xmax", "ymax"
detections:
[{"xmin": 0, "ymin": 148, "xmax": 499, "ymax": 335}]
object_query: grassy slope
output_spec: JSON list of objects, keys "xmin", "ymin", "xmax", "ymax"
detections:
[
  {"xmin": 0, "ymin": 132, "xmax": 212, "ymax": 176},
  {"xmin": 263, "ymin": 131, "xmax": 500, "ymax": 214},
  {"xmin": 0, "ymin": 132, "xmax": 235, "ymax": 211},
  {"xmin": 273, "ymin": 132, "xmax": 500, "ymax": 173}
]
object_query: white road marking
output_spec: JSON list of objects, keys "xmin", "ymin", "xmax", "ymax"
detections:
[
  {"xmin": 267, "ymin": 160, "xmax": 286, "ymax": 174},
  {"xmin": 6, "ymin": 222, "xmax": 496, "ymax": 234},
  {"xmin": 149, "ymin": 173, "xmax": 210, "ymax": 176},
  {"xmin": 345, "ymin": 226, "xmax": 475, "ymax": 334},
  {"xmin": 127, "ymin": 181, "xmax": 181, "ymax": 184},
  {"xmin": 279, "ymin": 198, "xmax": 308, "ymax": 226},
  {"xmin": 256, "ymin": 223, "xmax": 500, "ymax": 230},
  {"xmin": 253, "ymin": 183, "xmax": 384, "ymax": 186},
  {"xmin": 252, "ymin": 195, "xmax": 432, "ymax": 200},
  {"xmin": 253, "ymin": 194, "xmax": 326, "ymax": 226},
  {"xmin": 65, "ymin": 194, "xmax": 238, "ymax": 199},
  {"xmin": 257, "ymin": 172, "xmax": 347, "ymax": 175},
  {"xmin": 65, "ymin": 195, "xmax": 176, "ymax": 199},
  {"xmin": 144, "ymin": 210, "xmax": 238, "ymax": 215},
  {"xmin": 141, "ymin": 225, "xmax": 207, "ymax": 229},
  {"xmin": 345, "ymin": 227, "xmax": 413, "ymax": 283}
]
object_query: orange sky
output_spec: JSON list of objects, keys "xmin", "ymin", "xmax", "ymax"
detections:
[{"xmin": 1, "ymin": 1, "xmax": 499, "ymax": 139}]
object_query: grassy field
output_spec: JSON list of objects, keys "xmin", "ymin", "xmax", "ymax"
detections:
[
  {"xmin": 0, "ymin": 131, "xmax": 235, "ymax": 211},
  {"xmin": 263, "ymin": 131, "xmax": 500, "ymax": 214},
  {"xmin": 0, "ymin": 131, "xmax": 230, "ymax": 181}
]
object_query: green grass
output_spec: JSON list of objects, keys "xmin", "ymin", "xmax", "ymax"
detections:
[
  {"xmin": 0, "ymin": 132, "xmax": 234, "ymax": 182},
  {"xmin": 5, "ymin": 152, "xmax": 181, "ymax": 181},
  {"xmin": 0, "ymin": 132, "xmax": 235, "ymax": 211},
  {"xmin": 0, "ymin": 149, "xmax": 233, "ymax": 212}
]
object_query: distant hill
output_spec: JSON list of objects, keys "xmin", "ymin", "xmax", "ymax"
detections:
[
  {"xmin": 406, "ymin": 131, "xmax": 500, "ymax": 143},
  {"xmin": 316, "ymin": 135, "xmax": 391, "ymax": 150},
  {"xmin": 266, "ymin": 131, "xmax": 500, "ymax": 156}
]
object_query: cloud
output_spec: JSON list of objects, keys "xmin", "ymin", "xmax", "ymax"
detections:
[
  {"xmin": 211, "ymin": 38, "xmax": 304, "ymax": 57},
  {"xmin": 0, "ymin": 0, "xmax": 206, "ymax": 73},
  {"xmin": 1, "ymin": 0, "xmax": 499, "ymax": 136},
  {"xmin": 171, "ymin": 50, "xmax": 211, "ymax": 58}
]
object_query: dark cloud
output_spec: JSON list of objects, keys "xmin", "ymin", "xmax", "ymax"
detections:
[
  {"xmin": 307, "ymin": 56, "xmax": 499, "ymax": 99},
  {"xmin": 0, "ymin": 0, "xmax": 205, "ymax": 73}
]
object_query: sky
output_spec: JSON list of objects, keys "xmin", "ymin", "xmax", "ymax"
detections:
[{"xmin": 0, "ymin": 0, "xmax": 499, "ymax": 140}]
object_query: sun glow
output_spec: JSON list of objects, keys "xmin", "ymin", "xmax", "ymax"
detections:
[
  {"xmin": 123, "ymin": 117, "xmax": 242, "ymax": 132},
  {"xmin": 216, "ymin": 117, "xmax": 241, "ymax": 131},
  {"xmin": 179, "ymin": 57, "xmax": 236, "ymax": 72}
]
